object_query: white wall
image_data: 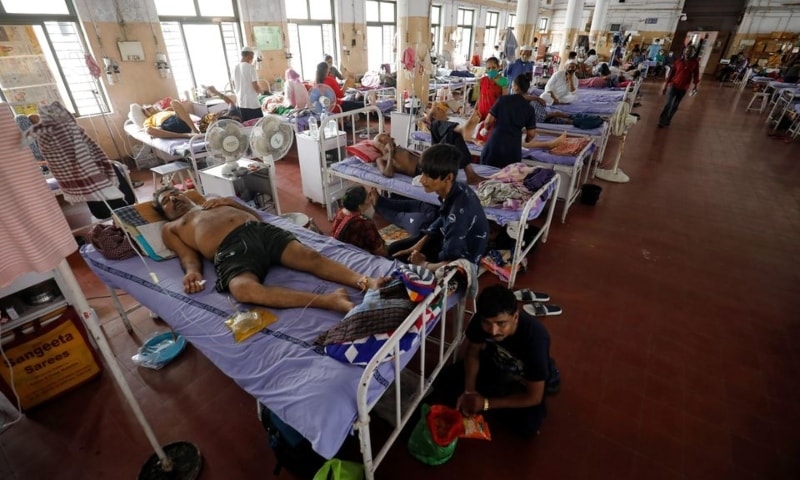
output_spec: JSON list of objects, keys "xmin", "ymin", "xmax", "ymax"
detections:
[{"xmin": 739, "ymin": 0, "xmax": 800, "ymax": 34}]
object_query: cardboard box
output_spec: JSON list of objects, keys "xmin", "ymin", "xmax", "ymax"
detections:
[{"xmin": 0, "ymin": 306, "xmax": 102, "ymax": 410}]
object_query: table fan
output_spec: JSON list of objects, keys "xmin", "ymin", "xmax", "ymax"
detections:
[
  {"xmin": 249, "ymin": 114, "xmax": 294, "ymax": 163},
  {"xmin": 205, "ymin": 118, "xmax": 250, "ymax": 176},
  {"xmin": 308, "ymin": 83, "xmax": 337, "ymax": 115}
]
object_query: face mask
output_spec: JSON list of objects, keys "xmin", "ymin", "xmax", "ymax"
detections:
[
  {"xmin": 487, "ymin": 69, "xmax": 498, "ymax": 79},
  {"xmin": 363, "ymin": 206, "xmax": 375, "ymax": 219}
]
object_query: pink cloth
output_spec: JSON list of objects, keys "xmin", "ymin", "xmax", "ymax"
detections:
[
  {"xmin": 579, "ymin": 77, "xmax": 609, "ymax": 88},
  {"xmin": 0, "ymin": 104, "xmax": 77, "ymax": 289}
]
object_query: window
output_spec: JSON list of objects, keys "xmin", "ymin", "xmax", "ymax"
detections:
[
  {"xmin": 366, "ymin": 0, "xmax": 395, "ymax": 72},
  {"xmin": 454, "ymin": 8, "xmax": 474, "ymax": 66},
  {"xmin": 483, "ymin": 11, "xmax": 499, "ymax": 59},
  {"xmin": 0, "ymin": 1, "xmax": 110, "ymax": 116},
  {"xmin": 430, "ymin": 5, "xmax": 442, "ymax": 57},
  {"xmin": 508, "ymin": 13, "xmax": 516, "ymax": 30},
  {"xmin": 154, "ymin": 0, "xmax": 241, "ymax": 98},
  {"xmin": 285, "ymin": 0, "xmax": 336, "ymax": 81},
  {"xmin": 539, "ymin": 17, "xmax": 549, "ymax": 33}
]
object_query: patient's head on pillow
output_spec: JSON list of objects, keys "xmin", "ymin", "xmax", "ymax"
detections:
[
  {"xmin": 372, "ymin": 132, "xmax": 394, "ymax": 152},
  {"xmin": 152, "ymin": 186, "xmax": 198, "ymax": 220}
]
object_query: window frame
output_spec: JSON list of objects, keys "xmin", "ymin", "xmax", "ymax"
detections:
[
  {"xmin": 455, "ymin": 7, "xmax": 474, "ymax": 65},
  {"xmin": 483, "ymin": 10, "xmax": 499, "ymax": 59},
  {"xmin": 430, "ymin": 5, "xmax": 442, "ymax": 57},
  {"xmin": 365, "ymin": 0, "xmax": 396, "ymax": 73},
  {"xmin": 154, "ymin": 0, "xmax": 242, "ymax": 96},
  {"xmin": 285, "ymin": 0, "xmax": 337, "ymax": 81},
  {"xmin": 0, "ymin": 1, "xmax": 112, "ymax": 117}
]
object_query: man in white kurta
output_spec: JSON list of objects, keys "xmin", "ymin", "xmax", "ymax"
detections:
[
  {"xmin": 541, "ymin": 60, "xmax": 579, "ymax": 105},
  {"xmin": 232, "ymin": 46, "xmax": 263, "ymax": 121}
]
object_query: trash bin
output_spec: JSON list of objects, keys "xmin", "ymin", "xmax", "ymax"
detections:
[{"xmin": 580, "ymin": 183, "xmax": 602, "ymax": 205}]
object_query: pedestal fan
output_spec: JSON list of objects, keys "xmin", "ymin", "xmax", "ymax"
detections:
[{"xmin": 595, "ymin": 101, "xmax": 638, "ymax": 183}]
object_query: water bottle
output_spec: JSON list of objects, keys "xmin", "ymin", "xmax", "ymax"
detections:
[
  {"xmin": 325, "ymin": 118, "xmax": 337, "ymax": 138},
  {"xmin": 308, "ymin": 116, "xmax": 318, "ymax": 139}
]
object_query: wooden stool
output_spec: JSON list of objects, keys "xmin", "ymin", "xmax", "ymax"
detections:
[
  {"xmin": 746, "ymin": 92, "xmax": 769, "ymax": 113},
  {"xmin": 151, "ymin": 161, "xmax": 192, "ymax": 189}
]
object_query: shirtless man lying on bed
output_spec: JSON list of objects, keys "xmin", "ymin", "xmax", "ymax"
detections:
[
  {"xmin": 155, "ymin": 186, "xmax": 386, "ymax": 313},
  {"xmin": 377, "ymin": 107, "xmax": 485, "ymax": 185}
]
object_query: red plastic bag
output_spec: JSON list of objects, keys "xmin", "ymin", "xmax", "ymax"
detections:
[{"xmin": 426, "ymin": 405, "xmax": 464, "ymax": 446}]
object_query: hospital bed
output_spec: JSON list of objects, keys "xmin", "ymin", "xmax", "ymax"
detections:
[
  {"xmin": 534, "ymin": 120, "xmax": 610, "ymax": 178},
  {"xmin": 81, "ymin": 210, "xmax": 466, "ymax": 480},
  {"xmin": 531, "ymin": 81, "xmax": 640, "ymax": 115},
  {"xmin": 123, "ymin": 120, "xmax": 209, "ymax": 169},
  {"xmin": 409, "ymin": 130, "xmax": 591, "ymax": 224},
  {"xmin": 328, "ymin": 157, "xmax": 560, "ymax": 289}
]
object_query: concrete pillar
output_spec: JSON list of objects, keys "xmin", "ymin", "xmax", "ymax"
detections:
[
  {"xmin": 514, "ymin": 0, "xmax": 540, "ymax": 52},
  {"xmin": 561, "ymin": 0, "xmax": 585, "ymax": 62},
  {"xmin": 589, "ymin": 0, "xmax": 609, "ymax": 47},
  {"xmin": 396, "ymin": 0, "xmax": 430, "ymax": 110}
]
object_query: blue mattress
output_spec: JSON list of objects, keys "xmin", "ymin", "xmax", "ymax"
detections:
[
  {"xmin": 409, "ymin": 131, "xmax": 590, "ymax": 167},
  {"xmin": 329, "ymin": 157, "xmax": 557, "ymax": 226}
]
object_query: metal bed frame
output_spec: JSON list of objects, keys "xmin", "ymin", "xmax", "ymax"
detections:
[{"xmin": 328, "ymin": 111, "xmax": 561, "ymax": 288}]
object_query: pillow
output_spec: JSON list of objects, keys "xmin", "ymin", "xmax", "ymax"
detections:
[
  {"xmin": 315, "ymin": 280, "xmax": 414, "ymax": 345},
  {"xmin": 323, "ymin": 296, "xmax": 442, "ymax": 366},
  {"xmin": 113, "ymin": 190, "xmax": 206, "ymax": 260},
  {"xmin": 346, "ymin": 140, "xmax": 383, "ymax": 163},
  {"xmin": 392, "ymin": 264, "xmax": 436, "ymax": 302},
  {"xmin": 549, "ymin": 137, "xmax": 591, "ymax": 156},
  {"xmin": 129, "ymin": 103, "xmax": 147, "ymax": 128}
]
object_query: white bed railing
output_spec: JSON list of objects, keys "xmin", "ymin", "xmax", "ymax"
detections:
[
  {"xmin": 302, "ymin": 106, "xmax": 386, "ymax": 219},
  {"xmin": 355, "ymin": 268, "xmax": 466, "ymax": 480}
]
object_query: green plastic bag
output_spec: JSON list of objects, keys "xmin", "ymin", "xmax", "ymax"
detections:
[
  {"xmin": 407, "ymin": 404, "xmax": 458, "ymax": 466},
  {"xmin": 313, "ymin": 458, "xmax": 364, "ymax": 480}
]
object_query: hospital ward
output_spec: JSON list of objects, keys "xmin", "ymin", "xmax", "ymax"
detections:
[{"xmin": 2, "ymin": 0, "xmax": 800, "ymax": 479}]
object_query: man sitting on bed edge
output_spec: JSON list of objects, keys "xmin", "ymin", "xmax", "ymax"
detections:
[{"xmin": 154, "ymin": 187, "xmax": 386, "ymax": 313}]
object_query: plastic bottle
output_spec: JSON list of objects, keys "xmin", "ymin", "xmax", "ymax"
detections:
[
  {"xmin": 325, "ymin": 118, "xmax": 337, "ymax": 138},
  {"xmin": 308, "ymin": 116, "xmax": 318, "ymax": 139}
]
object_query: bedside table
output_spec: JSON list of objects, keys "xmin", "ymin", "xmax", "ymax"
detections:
[
  {"xmin": 198, "ymin": 159, "xmax": 281, "ymax": 214},
  {"xmin": 191, "ymin": 98, "xmax": 229, "ymax": 116}
]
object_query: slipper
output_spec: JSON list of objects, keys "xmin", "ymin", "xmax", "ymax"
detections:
[
  {"xmin": 514, "ymin": 288, "xmax": 550, "ymax": 303},
  {"xmin": 522, "ymin": 302, "xmax": 563, "ymax": 317}
]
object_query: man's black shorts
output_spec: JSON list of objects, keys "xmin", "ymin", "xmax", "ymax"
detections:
[
  {"xmin": 214, "ymin": 221, "xmax": 296, "ymax": 292},
  {"xmin": 160, "ymin": 114, "xmax": 192, "ymax": 133}
]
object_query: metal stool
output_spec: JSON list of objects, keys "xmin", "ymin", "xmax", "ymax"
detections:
[
  {"xmin": 745, "ymin": 92, "xmax": 769, "ymax": 113},
  {"xmin": 150, "ymin": 161, "xmax": 192, "ymax": 189}
]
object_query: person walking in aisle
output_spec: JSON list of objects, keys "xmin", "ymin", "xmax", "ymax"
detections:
[{"xmin": 658, "ymin": 45, "xmax": 700, "ymax": 128}]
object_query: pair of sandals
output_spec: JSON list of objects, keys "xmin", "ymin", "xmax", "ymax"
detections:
[{"xmin": 514, "ymin": 289, "xmax": 563, "ymax": 317}]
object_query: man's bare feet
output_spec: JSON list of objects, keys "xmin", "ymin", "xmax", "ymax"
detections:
[
  {"xmin": 551, "ymin": 132, "xmax": 568, "ymax": 146},
  {"xmin": 319, "ymin": 288, "xmax": 355, "ymax": 313}
]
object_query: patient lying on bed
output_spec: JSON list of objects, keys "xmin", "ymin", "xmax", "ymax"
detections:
[{"xmin": 155, "ymin": 187, "xmax": 386, "ymax": 313}]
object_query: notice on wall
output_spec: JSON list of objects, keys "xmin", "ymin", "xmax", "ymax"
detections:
[
  {"xmin": 0, "ymin": 307, "xmax": 102, "ymax": 410},
  {"xmin": 0, "ymin": 25, "xmax": 63, "ymax": 115},
  {"xmin": 254, "ymin": 26, "xmax": 283, "ymax": 51}
]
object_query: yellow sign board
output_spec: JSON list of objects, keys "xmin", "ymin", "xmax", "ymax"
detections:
[{"xmin": 0, "ymin": 308, "xmax": 102, "ymax": 410}]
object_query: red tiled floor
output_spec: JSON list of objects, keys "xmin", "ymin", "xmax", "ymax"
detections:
[{"xmin": 2, "ymin": 78, "xmax": 799, "ymax": 479}]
